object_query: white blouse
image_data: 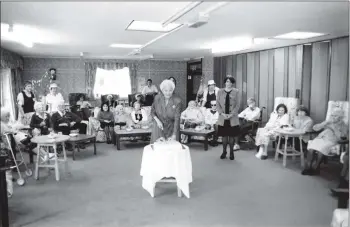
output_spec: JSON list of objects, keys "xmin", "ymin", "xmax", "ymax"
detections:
[{"xmin": 46, "ymin": 93, "xmax": 64, "ymax": 113}]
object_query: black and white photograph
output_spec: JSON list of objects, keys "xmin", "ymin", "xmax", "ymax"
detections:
[{"xmin": 0, "ymin": 1, "xmax": 349, "ymax": 227}]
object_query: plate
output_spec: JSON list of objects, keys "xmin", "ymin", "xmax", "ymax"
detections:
[
  {"xmin": 126, "ymin": 128, "xmax": 133, "ymax": 131},
  {"xmin": 69, "ymin": 133, "xmax": 78, "ymax": 137},
  {"xmin": 48, "ymin": 134, "xmax": 58, "ymax": 139}
]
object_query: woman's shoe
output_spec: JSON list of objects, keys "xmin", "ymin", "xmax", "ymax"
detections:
[
  {"xmin": 301, "ymin": 168, "xmax": 312, "ymax": 175},
  {"xmin": 220, "ymin": 151, "xmax": 227, "ymax": 159},
  {"xmin": 229, "ymin": 152, "xmax": 235, "ymax": 160},
  {"xmin": 261, "ymin": 155, "xmax": 268, "ymax": 160}
]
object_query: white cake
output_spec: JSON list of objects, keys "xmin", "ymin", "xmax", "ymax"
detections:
[{"xmin": 153, "ymin": 140, "xmax": 183, "ymax": 152}]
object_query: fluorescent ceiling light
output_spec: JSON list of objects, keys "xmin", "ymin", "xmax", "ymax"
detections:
[
  {"xmin": 273, "ymin": 32, "xmax": 326, "ymax": 40},
  {"xmin": 1, "ymin": 23, "xmax": 62, "ymax": 47},
  {"xmin": 203, "ymin": 37, "xmax": 253, "ymax": 54},
  {"xmin": 110, "ymin": 43, "xmax": 142, "ymax": 48},
  {"xmin": 126, "ymin": 20, "xmax": 182, "ymax": 32}
]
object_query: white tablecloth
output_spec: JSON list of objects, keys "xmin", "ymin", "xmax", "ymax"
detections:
[
  {"xmin": 331, "ymin": 209, "xmax": 349, "ymax": 227},
  {"xmin": 140, "ymin": 143, "xmax": 192, "ymax": 198}
]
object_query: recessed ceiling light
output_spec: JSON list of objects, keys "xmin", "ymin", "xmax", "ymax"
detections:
[
  {"xmin": 273, "ymin": 32, "xmax": 326, "ymax": 40},
  {"xmin": 126, "ymin": 20, "xmax": 182, "ymax": 32},
  {"xmin": 203, "ymin": 37, "xmax": 253, "ymax": 54},
  {"xmin": 110, "ymin": 43, "xmax": 142, "ymax": 48}
]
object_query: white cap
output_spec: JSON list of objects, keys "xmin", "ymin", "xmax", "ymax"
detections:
[
  {"xmin": 49, "ymin": 83, "xmax": 58, "ymax": 89},
  {"xmin": 208, "ymin": 80, "xmax": 215, "ymax": 86}
]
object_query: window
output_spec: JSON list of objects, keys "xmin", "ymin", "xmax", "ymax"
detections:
[
  {"xmin": 93, "ymin": 67, "xmax": 131, "ymax": 98},
  {"xmin": 0, "ymin": 69, "xmax": 15, "ymax": 120}
]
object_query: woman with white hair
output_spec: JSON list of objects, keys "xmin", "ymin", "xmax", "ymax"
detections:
[
  {"xmin": 301, "ymin": 108, "xmax": 348, "ymax": 175},
  {"xmin": 106, "ymin": 94, "xmax": 117, "ymax": 109},
  {"xmin": 150, "ymin": 79, "xmax": 182, "ymax": 143},
  {"xmin": 30, "ymin": 102, "xmax": 52, "ymax": 136},
  {"xmin": 45, "ymin": 83, "xmax": 64, "ymax": 113}
]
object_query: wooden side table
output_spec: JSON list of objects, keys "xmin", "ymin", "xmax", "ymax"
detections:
[
  {"xmin": 180, "ymin": 129, "xmax": 215, "ymax": 151},
  {"xmin": 66, "ymin": 134, "xmax": 96, "ymax": 160},
  {"xmin": 275, "ymin": 129, "xmax": 306, "ymax": 167}
]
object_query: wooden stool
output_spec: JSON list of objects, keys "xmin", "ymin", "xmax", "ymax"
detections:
[{"xmin": 31, "ymin": 135, "xmax": 70, "ymax": 181}]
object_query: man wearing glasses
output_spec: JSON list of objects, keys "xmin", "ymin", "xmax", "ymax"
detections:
[{"xmin": 205, "ymin": 100, "xmax": 219, "ymax": 146}]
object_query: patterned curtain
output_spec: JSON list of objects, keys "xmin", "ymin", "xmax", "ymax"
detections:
[
  {"xmin": 11, "ymin": 69, "xmax": 23, "ymax": 119},
  {"xmin": 0, "ymin": 48, "xmax": 24, "ymax": 70},
  {"xmin": 85, "ymin": 61, "xmax": 137, "ymax": 98}
]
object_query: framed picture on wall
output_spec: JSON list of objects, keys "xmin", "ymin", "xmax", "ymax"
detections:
[{"xmin": 49, "ymin": 68, "xmax": 57, "ymax": 80}]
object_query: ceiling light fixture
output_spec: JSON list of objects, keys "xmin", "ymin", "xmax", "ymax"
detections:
[
  {"xmin": 204, "ymin": 37, "xmax": 253, "ymax": 54},
  {"xmin": 126, "ymin": 20, "xmax": 182, "ymax": 33},
  {"xmin": 110, "ymin": 43, "xmax": 142, "ymax": 48},
  {"xmin": 162, "ymin": 1, "xmax": 203, "ymax": 27},
  {"xmin": 273, "ymin": 31, "xmax": 326, "ymax": 40}
]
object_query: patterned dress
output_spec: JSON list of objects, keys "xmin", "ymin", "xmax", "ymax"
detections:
[
  {"xmin": 150, "ymin": 94, "xmax": 182, "ymax": 143},
  {"xmin": 255, "ymin": 112, "xmax": 290, "ymax": 146}
]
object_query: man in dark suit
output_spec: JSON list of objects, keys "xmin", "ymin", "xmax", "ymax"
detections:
[{"xmin": 51, "ymin": 103, "xmax": 87, "ymax": 135}]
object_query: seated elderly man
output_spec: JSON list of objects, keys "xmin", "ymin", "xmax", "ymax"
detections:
[
  {"xmin": 204, "ymin": 100, "xmax": 219, "ymax": 146},
  {"xmin": 181, "ymin": 100, "xmax": 205, "ymax": 128},
  {"xmin": 238, "ymin": 98, "xmax": 261, "ymax": 135},
  {"xmin": 302, "ymin": 108, "xmax": 348, "ymax": 176},
  {"xmin": 51, "ymin": 102, "xmax": 87, "ymax": 136}
]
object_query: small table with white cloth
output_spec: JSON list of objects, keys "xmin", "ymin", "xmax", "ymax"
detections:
[
  {"xmin": 140, "ymin": 141, "xmax": 192, "ymax": 198},
  {"xmin": 274, "ymin": 128, "xmax": 306, "ymax": 167}
]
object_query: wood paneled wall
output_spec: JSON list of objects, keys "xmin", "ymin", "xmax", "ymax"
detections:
[{"xmin": 214, "ymin": 37, "xmax": 349, "ymax": 123}]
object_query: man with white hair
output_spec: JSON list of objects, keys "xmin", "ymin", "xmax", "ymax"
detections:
[
  {"xmin": 150, "ymin": 79, "xmax": 182, "ymax": 143},
  {"xmin": 51, "ymin": 102, "xmax": 87, "ymax": 136},
  {"xmin": 238, "ymin": 98, "xmax": 261, "ymax": 140},
  {"xmin": 46, "ymin": 83, "xmax": 64, "ymax": 113},
  {"xmin": 201, "ymin": 80, "xmax": 220, "ymax": 109}
]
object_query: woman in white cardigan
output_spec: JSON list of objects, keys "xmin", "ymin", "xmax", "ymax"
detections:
[
  {"xmin": 130, "ymin": 102, "xmax": 148, "ymax": 128},
  {"xmin": 255, "ymin": 104, "xmax": 290, "ymax": 160}
]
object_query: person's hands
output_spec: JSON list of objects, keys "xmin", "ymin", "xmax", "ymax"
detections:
[
  {"xmin": 59, "ymin": 123, "xmax": 68, "ymax": 126},
  {"xmin": 156, "ymin": 137, "xmax": 165, "ymax": 142},
  {"xmin": 71, "ymin": 122, "xmax": 76, "ymax": 126},
  {"xmin": 168, "ymin": 135, "xmax": 176, "ymax": 141},
  {"xmin": 39, "ymin": 122, "xmax": 46, "ymax": 126},
  {"xmin": 156, "ymin": 119, "xmax": 163, "ymax": 130}
]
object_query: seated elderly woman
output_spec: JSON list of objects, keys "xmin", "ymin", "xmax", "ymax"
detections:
[
  {"xmin": 131, "ymin": 102, "xmax": 148, "ymax": 128},
  {"xmin": 0, "ymin": 107, "xmax": 32, "ymax": 147},
  {"xmin": 114, "ymin": 105, "xmax": 128, "ymax": 128},
  {"xmin": 255, "ymin": 104, "xmax": 289, "ymax": 160},
  {"xmin": 290, "ymin": 105, "xmax": 314, "ymax": 151},
  {"xmin": 30, "ymin": 102, "xmax": 52, "ymax": 136},
  {"xmin": 97, "ymin": 103, "xmax": 115, "ymax": 144},
  {"xmin": 180, "ymin": 100, "xmax": 205, "ymax": 128},
  {"xmin": 301, "ymin": 108, "xmax": 348, "ymax": 176}
]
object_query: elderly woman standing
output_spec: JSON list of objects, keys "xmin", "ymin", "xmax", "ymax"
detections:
[
  {"xmin": 216, "ymin": 76, "xmax": 241, "ymax": 160},
  {"xmin": 106, "ymin": 94, "xmax": 117, "ymax": 109},
  {"xmin": 17, "ymin": 81, "xmax": 36, "ymax": 125},
  {"xmin": 46, "ymin": 83, "xmax": 64, "ymax": 113},
  {"xmin": 150, "ymin": 79, "xmax": 182, "ymax": 143},
  {"xmin": 302, "ymin": 108, "xmax": 348, "ymax": 175},
  {"xmin": 255, "ymin": 104, "xmax": 289, "ymax": 160}
]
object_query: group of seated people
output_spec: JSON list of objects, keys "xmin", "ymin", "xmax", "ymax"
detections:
[{"xmin": 179, "ymin": 97, "xmax": 261, "ymax": 147}]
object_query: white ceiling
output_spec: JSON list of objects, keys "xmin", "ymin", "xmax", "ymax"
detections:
[{"xmin": 1, "ymin": 1, "xmax": 349, "ymax": 60}]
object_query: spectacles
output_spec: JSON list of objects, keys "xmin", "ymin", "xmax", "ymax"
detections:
[{"xmin": 211, "ymin": 104, "xmax": 216, "ymax": 106}]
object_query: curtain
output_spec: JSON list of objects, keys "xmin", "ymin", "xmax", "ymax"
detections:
[
  {"xmin": 85, "ymin": 61, "xmax": 137, "ymax": 98},
  {"xmin": 213, "ymin": 57, "xmax": 227, "ymax": 88},
  {"xmin": 11, "ymin": 69, "xmax": 23, "ymax": 120},
  {"xmin": 0, "ymin": 69, "xmax": 16, "ymax": 121}
]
